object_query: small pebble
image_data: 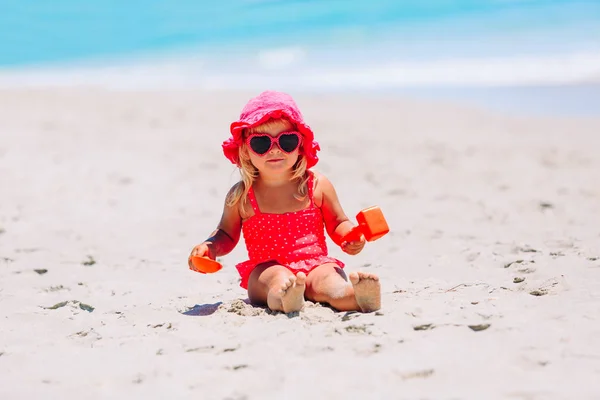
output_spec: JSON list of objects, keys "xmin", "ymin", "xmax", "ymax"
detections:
[{"xmin": 468, "ymin": 324, "xmax": 491, "ymax": 332}]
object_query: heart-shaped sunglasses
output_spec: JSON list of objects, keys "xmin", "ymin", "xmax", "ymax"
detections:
[{"xmin": 245, "ymin": 131, "xmax": 302, "ymax": 156}]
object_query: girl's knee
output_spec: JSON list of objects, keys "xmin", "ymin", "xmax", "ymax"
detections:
[
  {"xmin": 306, "ymin": 273, "xmax": 350, "ymax": 302},
  {"xmin": 307, "ymin": 264, "xmax": 347, "ymax": 288},
  {"xmin": 248, "ymin": 263, "xmax": 292, "ymax": 291}
]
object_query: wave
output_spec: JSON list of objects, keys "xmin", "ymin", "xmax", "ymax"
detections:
[{"xmin": 1, "ymin": 48, "xmax": 599, "ymax": 89}]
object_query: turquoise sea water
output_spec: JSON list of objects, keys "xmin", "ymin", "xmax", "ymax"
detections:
[
  {"xmin": 1, "ymin": 1, "xmax": 599, "ymax": 115},
  {"xmin": 2, "ymin": 0, "xmax": 599, "ymax": 66}
]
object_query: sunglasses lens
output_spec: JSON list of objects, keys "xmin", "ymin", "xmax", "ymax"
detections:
[
  {"xmin": 278, "ymin": 134, "xmax": 300, "ymax": 153},
  {"xmin": 249, "ymin": 136, "xmax": 272, "ymax": 155}
]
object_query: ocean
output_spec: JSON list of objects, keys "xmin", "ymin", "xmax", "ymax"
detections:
[{"xmin": 1, "ymin": 0, "xmax": 599, "ymax": 115}]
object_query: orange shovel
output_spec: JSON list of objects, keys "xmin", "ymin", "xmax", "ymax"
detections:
[
  {"xmin": 189, "ymin": 256, "xmax": 223, "ymax": 274},
  {"xmin": 341, "ymin": 206, "xmax": 390, "ymax": 243}
]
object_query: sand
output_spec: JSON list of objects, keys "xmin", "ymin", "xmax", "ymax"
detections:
[{"xmin": 1, "ymin": 88, "xmax": 599, "ymax": 399}]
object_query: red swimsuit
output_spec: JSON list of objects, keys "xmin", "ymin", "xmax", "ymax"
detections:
[{"xmin": 235, "ymin": 172, "xmax": 345, "ymax": 289}]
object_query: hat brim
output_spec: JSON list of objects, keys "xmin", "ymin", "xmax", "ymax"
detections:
[{"xmin": 223, "ymin": 109, "xmax": 320, "ymax": 168}]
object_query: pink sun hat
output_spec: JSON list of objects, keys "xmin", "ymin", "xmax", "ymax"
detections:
[{"xmin": 222, "ymin": 91, "xmax": 320, "ymax": 168}]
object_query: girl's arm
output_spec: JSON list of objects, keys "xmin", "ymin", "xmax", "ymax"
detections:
[
  {"xmin": 314, "ymin": 172, "xmax": 365, "ymax": 253},
  {"xmin": 191, "ymin": 184, "xmax": 242, "ymax": 259}
]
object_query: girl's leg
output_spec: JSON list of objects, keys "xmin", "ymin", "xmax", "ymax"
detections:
[
  {"xmin": 305, "ymin": 263, "xmax": 381, "ymax": 312},
  {"xmin": 247, "ymin": 262, "xmax": 306, "ymax": 313}
]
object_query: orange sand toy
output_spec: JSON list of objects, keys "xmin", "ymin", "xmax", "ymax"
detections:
[
  {"xmin": 189, "ymin": 256, "xmax": 223, "ymax": 274},
  {"xmin": 341, "ymin": 206, "xmax": 390, "ymax": 243}
]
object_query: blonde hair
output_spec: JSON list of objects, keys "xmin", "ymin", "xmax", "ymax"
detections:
[{"xmin": 226, "ymin": 118, "xmax": 310, "ymax": 217}]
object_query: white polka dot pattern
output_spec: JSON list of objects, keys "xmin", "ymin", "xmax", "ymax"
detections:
[{"xmin": 235, "ymin": 172, "xmax": 344, "ymax": 288}]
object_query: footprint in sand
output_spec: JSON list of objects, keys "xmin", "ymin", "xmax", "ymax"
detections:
[{"xmin": 531, "ymin": 276, "xmax": 569, "ymax": 296}]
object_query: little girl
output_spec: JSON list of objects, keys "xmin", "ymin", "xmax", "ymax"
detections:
[{"xmin": 189, "ymin": 91, "xmax": 381, "ymax": 313}]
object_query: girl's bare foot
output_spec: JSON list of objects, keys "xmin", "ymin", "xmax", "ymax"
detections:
[
  {"xmin": 349, "ymin": 271, "xmax": 381, "ymax": 312},
  {"xmin": 268, "ymin": 272, "xmax": 306, "ymax": 313}
]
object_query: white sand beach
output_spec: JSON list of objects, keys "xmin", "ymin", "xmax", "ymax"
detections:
[{"xmin": 1, "ymin": 88, "xmax": 599, "ymax": 399}]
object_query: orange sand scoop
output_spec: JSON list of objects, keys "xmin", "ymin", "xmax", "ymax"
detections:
[
  {"xmin": 341, "ymin": 206, "xmax": 390, "ymax": 243},
  {"xmin": 189, "ymin": 256, "xmax": 223, "ymax": 274}
]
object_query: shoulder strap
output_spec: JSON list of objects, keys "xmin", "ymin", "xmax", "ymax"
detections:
[
  {"xmin": 307, "ymin": 171, "xmax": 316, "ymax": 207},
  {"xmin": 247, "ymin": 185, "xmax": 261, "ymax": 214}
]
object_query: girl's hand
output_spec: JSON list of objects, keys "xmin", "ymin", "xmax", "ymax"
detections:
[
  {"xmin": 341, "ymin": 235, "xmax": 366, "ymax": 255},
  {"xmin": 188, "ymin": 243, "xmax": 214, "ymax": 269}
]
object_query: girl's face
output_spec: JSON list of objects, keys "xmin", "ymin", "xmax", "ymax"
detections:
[{"xmin": 245, "ymin": 122, "xmax": 300, "ymax": 175}]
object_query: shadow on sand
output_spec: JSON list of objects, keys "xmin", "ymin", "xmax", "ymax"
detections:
[{"xmin": 180, "ymin": 302, "xmax": 223, "ymax": 316}]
